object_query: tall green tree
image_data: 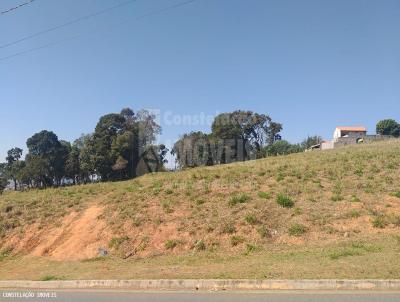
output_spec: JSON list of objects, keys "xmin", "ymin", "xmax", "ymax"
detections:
[
  {"xmin": 93, "ymin": 113, "xmax": 126, "ymax": 181},
  {"xmin": 211, "ymin": 110, "xmax": 282, "ymax": 161},
  {"xmin": 0, "ymin": 163, "xmax": 8, "ymax": 194},
  {"xmin": 26, "ymin": 130, "xmax": 66, "ymax": 187},
  {"xmin": 5, "ymin": 147, "xmax": 23, "ymax": 190},
  {"xmin": 172, "ymin": 132, "xmax": 212, "ymax": 168},
  {"xmin": 376, "ymin": 119, "xmax": 400, "ymax": 137}
]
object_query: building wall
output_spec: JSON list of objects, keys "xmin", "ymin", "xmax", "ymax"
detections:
[
  {"xmin": 321, "ymin": 141, "xmax": 334, "ymax": 150},
  {"xmin": 333, "ymin": 128, "xmax": 342, "ymax": 140},
  {"xmin": 333, "ymin": 135, "xmax": 393, "ymax": 148}
]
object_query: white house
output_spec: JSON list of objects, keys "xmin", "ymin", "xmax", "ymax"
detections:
[{"xmin": 333, "ymin": 126, "xmax": 367, "ymax": 141}]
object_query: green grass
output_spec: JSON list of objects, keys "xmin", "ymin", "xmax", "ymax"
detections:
[
  {"xmin": 228, "ymin": 193, "xmax": 251, "ymax": 206},
  {"xmin": 329, "ymin": 242, "xmax": 382, "ymax": 260},
  {"xmin": 0, "ymin": 236, "xmax": 398, "ymax": 280},
  {"xmin": 230, "ymin": 235, "xmax": 245, "ymax": 246},
  {"xmin": 39, "ymin": 275, "xmax": 65, "ymax": 281},
  {"xmin": 288, "ymin": 224, "xmax": 307, "ymax": 236},
  {"xmin": 276, "ymin": 194, "xmax": 295, "ymax": 208},
  {"xmin": 244, "ymin": 213, "xmax": 258, "ymax": 225},
  {"xmin": 258, "ymin": 191, "xmax": 271, "ymax": 199}
]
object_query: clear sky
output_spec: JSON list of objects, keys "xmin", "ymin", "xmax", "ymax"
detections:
[{"xmin": 1, "ymin": 0, "xmax": 399, "ymax": 162}]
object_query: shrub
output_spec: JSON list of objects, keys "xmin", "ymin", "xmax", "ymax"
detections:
[
  {"xmin": 389, "ymin": 215, "xmax": 400, "ymax": 227},
  {"xmin": 244, "ymin": 213, "xmax": 257, "ymax": 225},
  {"xmin": 258, "ymin": 191, "xmax": 271, "ymax": 199},
  {"xmin": 222, "ymin": 222, "xmax": 236, "ymax": 234},
  {"xmin": 228, "ymin": 193, "xmax": 251, "ymax": 206},
  {"xmin": 230, "ymin": 235, "xmax": 245, "ymax": 246},
  {"xmin": 161, "ymin": 199, "xmax": 174, "ymax": 213},
  {"xmin": 108, "ymin": 236, "xmax": 129, "ymax": 249},
  {"xmin": 244, "ymin": 244, "xmax": 260, "ymax": 254},
  {"xmin": 344, "ymin": 210, "xmax": 361, "ymax": 219},
  {"xmin": 293, "ymin": 207, "xmax": 303, "ymax": 215},
  {"xmin": 195, "ymin": 199, "xmax": 205, "ymax": 206},
  {"xmin": 164, "ymin": 239, "xmax": 178, "ymax": 250},
  {"xmin": 331, "ymin": 194, "xmax": 344, "ymax": 202},
  {"xmin": 288, "ymin": 224, "xmax": 307, "ymax": 236},
  {"xmin": 276, "ymin": 194, "xmax": 294, "ymax": 208},
  {"xmin": 257, "ymin": 226, "xmax": 270, "ymax": 238},
  {"xmin": 0, "ymin": 248, "xmax": 12, "ymax": 262},
  {"xmin": 392, "ymin": 191, "xmax": 400, "ymax": 199},
  {"xmin": 194, "ymin": 240, "xmax": 206, "ymax": 251},
  {"xmin": 372, "ymin": 215, "xmax": 387, "ymax": 228}
]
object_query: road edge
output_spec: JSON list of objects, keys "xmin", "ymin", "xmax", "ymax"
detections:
[{"xmin": 1, "ymin": 280, "xmax": 400, "ymax": 291}]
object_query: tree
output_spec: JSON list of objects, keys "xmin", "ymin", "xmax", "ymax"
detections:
[
  {"xmin": 0, "ymin": 163, "xmax": 8, "ymax": 194},
  {"xmin": 23, "ymin": 155, "xmax": 51, "ymax": 188},
  {"xmin": 93, "ymin": 113, "xmax": 126, "ymax": 181},
  {"xmin": 212, "ymin": 111, "xmax": 282, "ymax": 161},
  {"xmin": 301, "ymin": 135, "xmax": 323, "ymax": 150},
  {"xmin": 376, "ymin": 119, "xmax": 400, "ymax": 137},
  {"xmin": 93, "ymin": 108, "xmax": 162, "ymax": 181},
  {"xmin": 5, "ymin": 147, "xmax": 23, "ymax": 190},
  {"xmin": 172, "ymin": 132, "xmax": 212, "ymax": 168},
  {"xmin": 263, "ymin": 140, "xmax": 302, "ymax": 156},
  {"xmin": 77, "ymin": 134, "xmax": 96, "ymax": 183},
  {"xmin": 65, "ymin": 144, "xmax": 81, "ymax": 184}
]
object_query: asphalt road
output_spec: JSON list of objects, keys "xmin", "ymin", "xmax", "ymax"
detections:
[{"xmin": 1, "ymin": 291, "xmax": 400, "ymax": 302}]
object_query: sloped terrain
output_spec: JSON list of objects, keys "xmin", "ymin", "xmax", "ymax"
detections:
[{"xmin": 0, "ymin": 140, "xmax": 400, "ymax": 279}]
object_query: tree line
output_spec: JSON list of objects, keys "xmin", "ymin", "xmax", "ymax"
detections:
[
  {"xmin": 171, "ymin": 110, "xmax": 322, "ymax": 169},
  {"xmin": 0, "ymin": 108, "xmax": 168, "ymax": 192},
  {"xmin": 8, "ymin": 107, "xmax": 387, "ymax": 193}
]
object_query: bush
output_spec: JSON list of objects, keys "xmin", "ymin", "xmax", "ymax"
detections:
[
  {"xmin": 230, "ymin": 235, "xmax": 245, "ymax": 246},
  {"xmin": 276, "ymin": 194, "xmax": 294, "ymax": 208},
  {"xmin": 350, "ymin": 210, "xmax": 361, "ymax": 218},
  {"xmin": 194, "ymin": 240, "xmax": 206, "ymax": 251},
  {"xmin": 244, "ymin": 244, "xmax": 260, "ymax": 254},
  {"xmin": 392, "ymin": 191, "xmax": 400, "ymax": 199},
  {"xmin": 161, "ymin": 199, "xmax": 174, "ymax": 213},
  {"xmin": 288, "ymin": 224, "xmax": 307, "ymax": 236},
  {"xmin": 331, "ymin": 194, "xmax": 344, "ymax": 202},
  {"xmin": 222, "ymin": 222, "xmax": 236, "ymax": 234},
  {"xmin": 228, "ymin": 193, "xmax": 251, "ymax": 206},
  {"xmin": 257, "ymin": 226, "xmax": 270, "ymax": 238},
  {"xmin": 108, "ymin": 236, "xmax": 129, "ymax": 249},
  {"xmin": 258, "ymin": 191, "xmax": 271, "ymax": 199},
  {"xmin": 244, "ymin": 213, "xmax": 257, "ymax": 225},
  {"xmin": 372, "ymin": 215, "xmax": 387, "ymax": 228},
  {"xmin": 164, "ymin": 239, "xmax": 178, "ymax": 250}
]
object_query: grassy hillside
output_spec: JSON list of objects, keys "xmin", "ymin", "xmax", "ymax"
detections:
[{"xmin": 1, "ymin": 140, "xmax": 400, "ymax": 280}]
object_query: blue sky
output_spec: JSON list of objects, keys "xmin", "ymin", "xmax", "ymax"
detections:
[{"xmin": 1, "ymin": 0, "xmax": 399, "ymax": 162}]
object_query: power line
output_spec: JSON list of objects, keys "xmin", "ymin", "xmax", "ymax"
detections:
[
  {"xmin": 0, "ymin": 0, "xmax": 138, "ymax": 49},
  {"xmin": 1, "ymin": 0, "xmax": 36, "ymax": 15},
  {"xmin": 0, "ymin": 0, "xmax": 199, "ymax": 62}
]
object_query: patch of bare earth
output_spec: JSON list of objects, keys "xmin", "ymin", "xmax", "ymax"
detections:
[{"xmin": 6, "ymin": 205, "xmax": 111, "ymax": 261}]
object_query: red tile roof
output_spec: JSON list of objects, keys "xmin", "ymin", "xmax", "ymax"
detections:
[{"xmin": 336, "ymin": 126, "xmax": 367, "ymax": 132}]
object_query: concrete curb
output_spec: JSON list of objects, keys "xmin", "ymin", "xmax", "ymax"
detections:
[{"xmin": 1, "ymin": 280, "xmax": 400, "ymax": 291}]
